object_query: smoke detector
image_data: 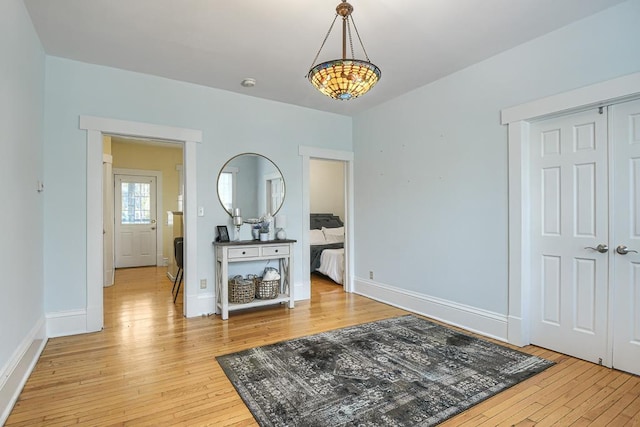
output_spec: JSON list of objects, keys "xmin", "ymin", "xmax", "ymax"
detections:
[{"xmin": 241, "ymin": 78, "xmax": 256, "ymax": 88}]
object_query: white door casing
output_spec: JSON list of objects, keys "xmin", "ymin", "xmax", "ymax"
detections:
[
  {"xmin": 610, "ymin": 98, "xmax": 640, "ymax": 375},
  {"xmin": 103, "ymin": 154, "xmax": 114, "ymax": 286},
  {"xmin": 114, "ymin": 174, "xmax": 158, "ymax": 268},
  {"xmin": 299, "ymin": 146, "xmax": 354, "ymax": 297},
  {"xmin": 529, "ymin": 109, "xmax": 609, "ymax": 365},
  {"xmin": 81, "ymin": 115, "xmax": 202, "ymax": 332}
]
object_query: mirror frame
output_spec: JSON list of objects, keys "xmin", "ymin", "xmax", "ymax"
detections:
[{"xmin": 216, "ymin": 152, "xmax": 286, "ymax": 218}]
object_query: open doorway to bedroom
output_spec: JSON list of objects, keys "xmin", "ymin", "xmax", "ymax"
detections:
[{"xmin": 309, "ymin": 159, "xmax": 346, "ymax": 291}]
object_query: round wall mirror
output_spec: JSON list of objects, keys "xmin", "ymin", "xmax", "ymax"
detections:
[{"xmin": 216, "ymin": 153, "xmax": 286, "ymax": 220}]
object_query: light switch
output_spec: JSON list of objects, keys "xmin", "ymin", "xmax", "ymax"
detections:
[{"xmin": 198, "ymin": 207, "xmax": 204, "ymax": 216}]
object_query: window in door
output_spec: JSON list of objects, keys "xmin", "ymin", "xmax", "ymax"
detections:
[{"xmin": 121, "ymin": 182, "xmax": 152, "ymax": 224}]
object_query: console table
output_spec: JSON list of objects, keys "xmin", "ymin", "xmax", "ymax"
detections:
[{"xmin": 213, "ymin": 239, "xmax": 296, "ymax": 320}]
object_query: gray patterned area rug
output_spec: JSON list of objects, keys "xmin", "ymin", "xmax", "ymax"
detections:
[{"xmin": 216, "ymin": 315, "xmax": 553, "ymax": 426}]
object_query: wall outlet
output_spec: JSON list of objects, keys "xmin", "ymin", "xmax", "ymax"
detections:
[
  {"xmin": 369, "ymin": 271, "xmax": 374, "ymax": 280},
  {"xmin": 200, "ymin": 279, "xmax": 207, "ymax": 289}
]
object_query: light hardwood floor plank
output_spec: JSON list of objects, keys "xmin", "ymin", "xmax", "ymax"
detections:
[{"xmin": 5, "ymin": 268, "xmax": 640, "ymax": 426}]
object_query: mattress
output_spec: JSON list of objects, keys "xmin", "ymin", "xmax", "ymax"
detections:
[{"xmin": 316, "ymin": 248, "xmax": 344, "ymax": 285}]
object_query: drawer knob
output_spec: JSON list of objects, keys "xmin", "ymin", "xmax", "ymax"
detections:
[
  {"xmin": 242, "ymin": 251, "xmax": 246, "ymax": 255},
  {"xmin": 275, "ymin": 249, "xmax": 279, "ymax": 253}
]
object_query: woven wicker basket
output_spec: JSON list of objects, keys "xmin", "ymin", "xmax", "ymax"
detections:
[
  {"xmin": 228, "ymin": 276, "xmax": 255, "ymax": 303},
  {"xmin": 254, "ymin": 277, "xmax": 279, "ymax": 299}
]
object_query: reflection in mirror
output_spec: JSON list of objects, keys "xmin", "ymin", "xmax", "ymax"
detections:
[{"xmin": 217, "ymin": 153, "xmax": 285, "ymax": 219}]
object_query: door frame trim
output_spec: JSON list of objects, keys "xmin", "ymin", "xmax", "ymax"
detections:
[
  {"xmin": 113, "ymin": 169, "xmax": 163, "ymax": 267},
  {"xmin": 80, "ymin": 116, "xmax": 202, "ymax": 332},
  {"xmin": 502, "ymin": 71, "xmax": 640, "ymax": 346}
]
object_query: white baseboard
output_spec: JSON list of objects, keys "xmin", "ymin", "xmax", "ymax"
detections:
[
  {"xmin": 354, "ymin": 277, "xmax": 509, "ymax": 342},
  {"xmin": 0, "ymin": 318, "xmax": 47, "ymax": 425},
  {"xmin": 46, "ymin": 309, "xmax": 88, "ymax": 338},
  {"xmin": 184, "ymin": 292, "xmax": 215, "ymax": 318}
]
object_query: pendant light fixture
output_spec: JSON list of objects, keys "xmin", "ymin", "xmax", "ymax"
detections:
[{"xmin": 307, "ymin": 1, "xmax": 381, "ymax": 101}]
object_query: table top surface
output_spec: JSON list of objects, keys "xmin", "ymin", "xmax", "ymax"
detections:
[{"xmin": 213, "ymin": 239, "xmax": 297, "ymax": 247}]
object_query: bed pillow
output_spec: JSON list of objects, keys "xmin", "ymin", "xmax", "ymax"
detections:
[
  {"xmin": 322, "ymin": 227, "xmax": 344, "ymax": 243},
  {"xmin": 324, "ymin": 233, "xmax": 344, "ymax": 243},
  {"xmin": 309, "ymin": 229, "xmax": 327, "ymax": 245},
  {"xmin": 322, "ymin": 226, "xmax": 344, "ymax": 236}
]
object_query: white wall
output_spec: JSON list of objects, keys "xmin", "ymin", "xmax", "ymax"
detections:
[
  {"xmin": 352, "ymin": 0, "xmax": 640, "ymax": 331},
  {"xmin": 0, "ymin": 0, "xmax": 46, "ymax": 418},
  {"xmin": 42, "ymin": 58, "xmax": 352, "ymax": 317},
  {"xmin": 310, "ymin": 159, "xmax": 345, "ymax": 219}
]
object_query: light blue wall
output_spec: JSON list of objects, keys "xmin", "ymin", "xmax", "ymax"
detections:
[
  {"xmin": 0, "ymin": 0, "xmax": 45, "ymax": 371},
  {"xmin": 353, "ymin": 0, "xmax": 640, "ymax": 315},
  {"xmin": 42, "ymin": 58, "xmax": 352, "ymax": 313}
]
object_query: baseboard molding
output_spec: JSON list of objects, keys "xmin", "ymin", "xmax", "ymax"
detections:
[
  {"xmin": 184, "ymin": 292, "xmax": 215, "ymax": 318},
  {"xmin": 0, "ymin": 318, "xmax": 47, "ymax": 425},
  {"xmin": 46, "ymin": 309, "xmax": 88, "ymax": 338},
  {"xmin": 353, "ymin": 278, "xmax": 508, "ymax": 342}
]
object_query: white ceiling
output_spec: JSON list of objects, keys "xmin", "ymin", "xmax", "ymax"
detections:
[{"xmin": 24, "ymin": 0, "xmax": 627, "ymax": 116}]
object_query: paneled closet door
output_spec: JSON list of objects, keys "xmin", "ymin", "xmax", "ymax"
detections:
[
  {"xmin": 611, "ymin": 98, "xmax": 640, "ymax": 376},
  {"xmin": 529, "ymin": 109, "xmax": 610, "ymax": 366}
]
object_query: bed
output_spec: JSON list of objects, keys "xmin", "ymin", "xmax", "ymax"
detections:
[{"xmin": 310, "ymin": 213, "xmax": 345, "ymax": 285}]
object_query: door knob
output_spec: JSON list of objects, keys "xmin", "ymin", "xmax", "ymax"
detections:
[
  {"xmin": 616, "ymin": 245, "xmax": 638, "ymax": 255},
  {"xmin": 585, "ymin": 244, "xmax": 609, "ymax": 253}
]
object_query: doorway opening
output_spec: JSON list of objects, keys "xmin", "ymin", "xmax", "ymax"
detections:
[
  {"xmin": 309, "ymin": 159, "xmax": 347, "ymax": 291},
  {"xmin": 104, "ymin": 136, "xmax": 185, "ymax": 306},
  {"xmin": 106, "ymin": 137, "xmax": 184, "ymax": 310}
]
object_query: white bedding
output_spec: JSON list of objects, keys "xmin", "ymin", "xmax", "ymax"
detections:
[{"xmin": 316, "ymin": 248, "xmax": 344, "ymax": 285}]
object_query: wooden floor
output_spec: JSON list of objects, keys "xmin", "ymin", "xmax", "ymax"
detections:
[{"xmin": 6, "ymin": 268, "xmax": 640, "ymax": 426}]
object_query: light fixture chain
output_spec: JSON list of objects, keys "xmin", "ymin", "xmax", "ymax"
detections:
[
  {"xmin": 308, "ymin": 14, "xmax": 340, "ymax": 72},
  {"xmin": 347, "ymin": 18, "xmax": 355, "ymax": 59},
  {"xmin": 349, "ymin": 15, "xmax": 371, "ymax": 62}
]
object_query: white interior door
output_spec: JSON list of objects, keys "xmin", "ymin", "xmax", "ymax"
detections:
[
  {"xmin": 114, "ymin": 174, "xmax": 157, "ymax": 268},
  {"xmin": 611, "ymin": 99, "xmax": 640, "ymax": 376},
  {"xmin": 529, "ymin": 109, "xmax": 610, "ymax": 365}
]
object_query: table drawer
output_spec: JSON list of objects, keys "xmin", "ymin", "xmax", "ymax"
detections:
[
  {"xmin": 262, "ymin": 245, "xmax": 289, "ymax": 256},
  {"xmin": 228, "ymin": 247, "xmax": 260, "ymax": 259}
]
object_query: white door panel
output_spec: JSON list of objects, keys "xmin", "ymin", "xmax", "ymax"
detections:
[
  {"xmin": 530, "ymin": 109, "xmax": 609, "ymax": 365},
  {"xmin": 120, "ymin": 232, "xmax": 133, "ymax": 256},
  {"xmin": 115, "ymin": 175, "xmax": 157, "ymax": 268},
  {"xmin": 611, "ymin": 98, "xmax": 640, "ymax": 376}
]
